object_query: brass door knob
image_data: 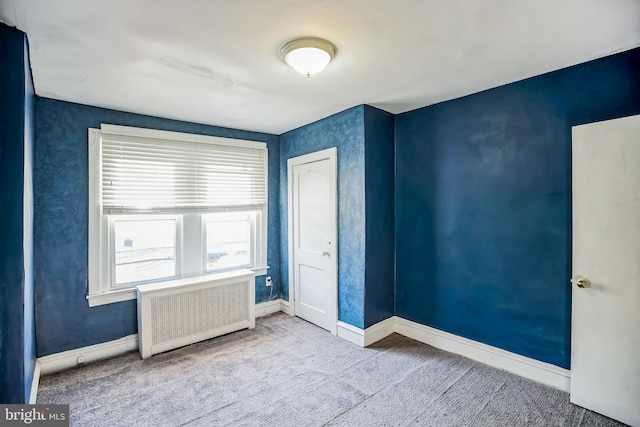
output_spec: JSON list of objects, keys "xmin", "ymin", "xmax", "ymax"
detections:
[{"xmin": 573, "ymin": 277, "xmax": 591, "ymax": 288}]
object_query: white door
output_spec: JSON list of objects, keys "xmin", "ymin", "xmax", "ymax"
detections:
[
  {"xmin": 571, "ymin": 114, "xmax": 640, "ymax": 426},
  {"xmin": 288, "ymin": 148, "xmax": 337, "ymax": 334}
]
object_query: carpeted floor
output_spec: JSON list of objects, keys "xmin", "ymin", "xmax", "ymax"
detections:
[{"xmin": 38, "ymin": 313, "xmax": 624, "ymax": 426}]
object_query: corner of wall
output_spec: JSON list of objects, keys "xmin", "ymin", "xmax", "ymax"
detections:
[{"xmin": 362, "ymin": 105, "xmax": 395, "ymax": 328}]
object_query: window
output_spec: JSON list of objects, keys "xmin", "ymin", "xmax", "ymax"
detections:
[
  {"xmin": 88, "ymin": 125, "xmax": 268, "ymax": 306},
  {"xmin": 111, "ymin": 215, "xmax": 179, "ymax": 287},
  {"xmin": 204, "ymin": 212, "xmax": 252, "ymax": 272}
]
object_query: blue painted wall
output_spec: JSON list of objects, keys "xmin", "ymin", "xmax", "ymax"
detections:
[
  {"xmin": 34, "ymin": 98, "xmax": 280, "ymax": 356},
  {"xmin": 0, "ymin": 24, "xmax": 35, "ymax": 404},
  {"xmin": 279, "ymin": 106, "xmax": 366, "ymax": 328},
  {"xmin": 395, "ymin": 47, "xmax": 640, "ymax": 368},
  {"xmin": 363, "ymin": 106, "xmax": 395, "ymax": 327}
]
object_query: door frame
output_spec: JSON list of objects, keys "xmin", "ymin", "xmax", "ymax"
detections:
[{"xmin": 287, "ymin": 147, "xmax": 338, "ymax": 334}]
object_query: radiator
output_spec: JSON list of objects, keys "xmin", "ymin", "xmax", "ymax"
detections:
[{"xmin": 136, "ymin": 269, "xmax": 255, "ymax": 359}]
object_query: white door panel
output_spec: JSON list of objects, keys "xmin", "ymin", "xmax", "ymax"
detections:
[
  {"xmin": 288, "ymin": 148, "xmax": 337, "ymax": 334},
  {"xmin": 571, "ymin": 114, "xmax": 640, "ymax": 426},
  {"xmin": 297, "ymin": 168, "xmax": 329, "ymax": 252},
  {"xmin": 298, "ymin": 264, "xmax": 328, "ymax": 311}
]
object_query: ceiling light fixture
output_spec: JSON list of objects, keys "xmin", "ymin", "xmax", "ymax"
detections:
[{"xmin": 280, "ymin": 37, "xmax": 336, "ymax": 78}]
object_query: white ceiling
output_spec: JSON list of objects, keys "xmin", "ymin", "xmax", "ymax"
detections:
[{"xmin": 1, "ymin": 0, "xmax": 639, "ymax": 135}]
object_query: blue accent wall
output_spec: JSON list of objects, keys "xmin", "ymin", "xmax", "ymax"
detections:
[
  {"xmin": 0, "ymin": 24, "xmax": 35, "ymax": 404},
  {"xmin": 279, "ymin": 106, "xmax": 366, "ymax": 328},
  {"xmin": 363, "ymin": 106, "xmax": 395, "ymax": 327},
  {"xmin": 34, "ymin": 98, "xmax": 280, "ymax": 356},
  {"xmin": 395, "ymin": 47, "xmax": 640, "ymax": 368}
]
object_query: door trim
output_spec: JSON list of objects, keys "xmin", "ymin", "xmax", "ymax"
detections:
[{"xmin": 287, "ymin": 147, "xmax": 338, "ymax": 334}]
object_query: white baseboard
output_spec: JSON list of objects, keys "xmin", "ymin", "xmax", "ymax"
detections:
[
  {"xmin": 35, "ymin": 303, "xmax": 569, "ymax": 393},
  {"xmin": 335, "ymin": 316, "xmax": 571, "ymax": 392},
  {"xmin": 280, "ymin": 299, "xmax": 293, "ymax": 316},
  {"xmin": 255, "ymin": 299, "xmax": 283, "ymax": 317},
  {"xmin": 29, "ymin": 361, "xmax": 41, "ymax": 404},
  {"xmin": 337, "ymin": 318, "xmax": 396, "ymax": 347},
  {"xmin": 255, "ymin": 299, "xmax": 293, "ymax": 317},
  {"xmin": 38, "ymin": 334, "xmax": 139, "ymax": 375},
  {"xmin": 38, "ymin": 300, "xmax": 290, "ymax": 377},
  {"xmin": 364, "ymin": 317, "xmax": 396, "ymax": 347},
  {"xmin": 337, "ymin": 321, "xmax": 365, "ymax": 346},
  {"xmin": 393, "ymin": 317, "xmax": 571, "ymax": 392}
]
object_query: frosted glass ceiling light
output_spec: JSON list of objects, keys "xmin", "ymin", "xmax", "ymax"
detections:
[{"xmin": 281, "ymin": 37, "xmax": 336, "ymax": 78}]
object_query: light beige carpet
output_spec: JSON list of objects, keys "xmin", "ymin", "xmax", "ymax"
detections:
[{"xmin": 38, "ymin": 313, "xmax": 625, "ymax": 426}]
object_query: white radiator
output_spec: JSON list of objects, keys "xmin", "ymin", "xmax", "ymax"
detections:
[{"xmin": 136, "ymin": 269, "xmax": 255, "ymax": 359}]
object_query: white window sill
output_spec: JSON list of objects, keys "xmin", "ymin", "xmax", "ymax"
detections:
[
  {"xmin": 87, "ymin": 288, "xmax": 136, "ymax": 307},
  {"xmin": 87, "ymin": 266, "xmax": 269, "ymax": 307},
  {"xmin": 251, "ymin": 266, "xmax": 269, "ymax": 276}
]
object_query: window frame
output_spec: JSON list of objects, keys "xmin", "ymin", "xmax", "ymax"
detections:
[{"xmin": 87, "ymin": 126, "xmax": 268, "ymax": 307}]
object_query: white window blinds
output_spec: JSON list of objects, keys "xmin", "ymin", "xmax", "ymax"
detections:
[{"xmin": 100, "ymin": 126, "xmax": 267, "ymax": 215}]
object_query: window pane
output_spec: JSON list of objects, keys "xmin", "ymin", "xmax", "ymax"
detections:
[
  {"xmin": 205, "ymin": 213, "xmax": 251, "ymax": 271},
  {"xmin": 114, "ymin": 218, "xmax": 176, "ymax": 286}
]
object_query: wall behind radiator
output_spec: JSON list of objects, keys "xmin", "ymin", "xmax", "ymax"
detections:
[{"xmin": 34, "ymin": 98, "xmax": 281, "ymax": 356}]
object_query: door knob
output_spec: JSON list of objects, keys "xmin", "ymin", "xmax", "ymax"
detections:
[
  {"xmin": 572, "ymin": 277, "xmax": 591, "ymax": 288},
  {"xmin": 321, "ymin": 251, "xmax": 330, "ymax": 257}
]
